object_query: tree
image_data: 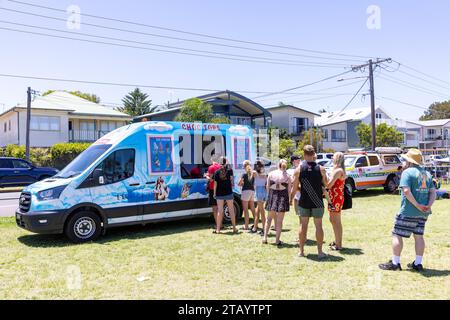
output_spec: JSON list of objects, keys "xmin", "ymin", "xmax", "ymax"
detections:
[
  {"xmin": 210, "ymin": 116, "xmax": 231, "ymax": 124},
  {"xmin": 175, "ymin": 98, "xmax": 214, "ymax": 123},
  {"xmin": 42, "ymin": 90, "xmax": 101, "ymax": 103},
  {"xmin": 419, "ymin": 100, "xmax": 450, "ymax": 120},
  {"xmin": 294, "ymin": 127, "xmax": 324, "ymax": 156},
  {"xmin": 116, "ymin": 88, "xmax": 155, "ymax": 117},
  {"xmin": 356, "ymin": 123, "xmax": 404, "ymax": 148}
]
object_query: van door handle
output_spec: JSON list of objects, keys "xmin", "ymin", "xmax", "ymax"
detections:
[{"xmin": 129, "ymin": 183, "xmax": 140, "ymax": 187}]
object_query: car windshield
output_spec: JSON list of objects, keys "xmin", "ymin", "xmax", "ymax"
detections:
[
  {"xmin": 344, "ymin": 156, "xmax": 357, "ymax": 167},
  {"xmin": 55, "ymin": 144, "xmax": 112, "ymax": 179}
]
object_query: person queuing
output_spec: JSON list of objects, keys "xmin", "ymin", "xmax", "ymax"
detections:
[
  {"xmin": 263, "ymin": 159, "xmax": 291, "ymax": 247},
  {"xmin": 205, "ymin": 155, "xmax": 221, "ymax": 232},
  {"xmin": 287, "ymin": 155, "xmax": 302, "ymax": 226},
  {"xmin": 254, "ymin": 160, "xmax": 268, "ymax": 235},
  {"xmin": 291, "ymin": 145, "xmax": 328, "ymax": 259},
  {"xmin": 213, "ymin": 156, "xmax": 238, "ymax": 234},
  {"xmin": 238, "ymin": 160, "xmax": 257, "ymax": 232},
  {"xmin": 326, "ymin": 152, "xmax": 347, "ymax": 251},
  {"xmin": 379, "ymin": 149, "xmax": 436, "ymax": 272}
]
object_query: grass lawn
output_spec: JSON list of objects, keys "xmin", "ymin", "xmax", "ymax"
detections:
[{"xmin": 0, "ymin": 189, "xmax": 449, "ymax": 300}]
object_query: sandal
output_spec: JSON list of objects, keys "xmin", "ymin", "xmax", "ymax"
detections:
[
  {"xmin": 276, "ymin": 241, "xmax": 284, "ymax": 248},
  {"xmin": 318, "ymin": 253, "xmax": 328, "ymax": 260},
  {"xmin": 262, "ymin": 239, "xmax": 268, "ymax": 244}
]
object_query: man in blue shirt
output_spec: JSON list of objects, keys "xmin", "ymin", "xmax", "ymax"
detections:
[{"xmin": 379, "ymin": 149, "xmax": 436, "ymax": 272}]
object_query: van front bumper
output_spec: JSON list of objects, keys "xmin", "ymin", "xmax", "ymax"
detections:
[{"xmin": 15, "ymin": 209, "xmax": 69, "ymax": 234}]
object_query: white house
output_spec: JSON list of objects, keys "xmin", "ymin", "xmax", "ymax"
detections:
[
  {"xmin": 411, "ymin": 119, "xmax": 450, "ymax": 150},
  {"xmin": 315, "ymin": 106, "xmax": 419, "ymax": 151},
  {"xmin": 0, "ymin": 91, "xmax": 132, "ymax": 147},
  {"xmin": 265, "ymin": 104, "xmax": 319, "ymax": 140}
]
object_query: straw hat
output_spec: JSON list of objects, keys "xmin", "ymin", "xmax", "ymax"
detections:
[{"xmin": 402, "ymin": 148, "xmax": 424, "ymax": 166}]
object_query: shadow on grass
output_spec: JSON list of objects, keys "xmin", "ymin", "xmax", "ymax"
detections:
[
  {"xmin": 306, "ymin": 253, "xmax": 345, "ymax": 262},
  {"xmin": 415, "ymin": 269, "xmax": 450, "ymax": 278},
  {"xmin": 17, "ymin": 216, "xmax": 216, "ymax": 248},
  {"xmin": 339, "ymin": 247, "xmax": 364, "ymax": 255},
  {"xmin": 352, "ymin": 188, "xmax": 399, "ymax": 198}
]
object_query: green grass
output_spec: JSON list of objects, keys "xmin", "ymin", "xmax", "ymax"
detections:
[{"xmin": 0, "ymin": 189, "xmax": 449, "ymax": 300}]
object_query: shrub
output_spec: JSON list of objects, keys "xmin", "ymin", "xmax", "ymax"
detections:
[
  {"xmin": 5, "ymin": 144, "xmax": 26, "ymax": 159},
  {"xmin": 50, "ymin": 143, "xmax": 91, "ymax": 169}
]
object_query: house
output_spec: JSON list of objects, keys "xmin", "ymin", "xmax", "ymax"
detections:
[
  {"xmin": 0, "ymin": 91, "xmax": 132, "ymax": 147},
  {"xmin": 134, "ymin": 90, "xmax": 272, "ymax": 128},
  {"xmin": 265, "ymin": 104, "xmax": 320, "ymax": 140},
  {"xmin": 315, "ymin": 106, "xmax": 418, "ymax": 151},
  {"xmin": 412, "ymin": 119, "xmax": 450, "ymax": 150}
]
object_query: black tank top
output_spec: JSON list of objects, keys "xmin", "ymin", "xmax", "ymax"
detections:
[{"xmin": 299, "ymin": 161, "xmax": 324, "ymax": 209}]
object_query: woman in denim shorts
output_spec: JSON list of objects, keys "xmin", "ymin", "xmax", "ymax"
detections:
[{"xmin": 254, "ymin": 160, "xmax": 268, "ymax": 235}]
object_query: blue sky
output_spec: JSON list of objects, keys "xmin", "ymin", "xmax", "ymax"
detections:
[{"xmin": 1, "ymin": 0, "xmax": 450, "ymax": 120}]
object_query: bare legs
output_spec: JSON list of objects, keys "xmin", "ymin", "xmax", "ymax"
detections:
[
  {"xmin": 298, "ymin": 216, "xmax": 324, "ymax": 257},
  {"xmin": 212, "ymin": 205, "xmax": 218, "ymax": 227},
  {"xmin": 242, "ymin": 198, "xmax": 257, "ymax": 230},
  {"xmin": 413, "ymin": 234, "xmax": 425, "ymax": 256},
  {"xmin": 329, "ymin": 213, "xmax": 343, "ymax": 249},
  {"xmin": 256, "ymin": 201, "xmax": 266, "ymax": 232},
  {"xmin": 216, "ymin": 199, "xmax": 237, "ymax": 233},
  {"xmin": 263, "ymin": 211, "xmax": 276, "ymax": 243},
  {"xmin": 392, "ymin": 234, "xmax": 403, "ymax": 257},
  {"xmin": 275, "ymin": 212, "xmax": 285, "ymax": 244}
]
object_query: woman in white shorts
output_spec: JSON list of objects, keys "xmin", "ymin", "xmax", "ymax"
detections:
[{"xmin": 238, "ymin": 160, "xmax": 257, "ymax": 232}]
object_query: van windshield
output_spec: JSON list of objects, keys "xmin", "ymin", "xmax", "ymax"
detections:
[
  {"xmin": 55, "ymin": 144, "xmax": 112, "ymax": 179},
  {"xmin": 344, "ymin": 156, "xmax": 357, "ymax": 167}
]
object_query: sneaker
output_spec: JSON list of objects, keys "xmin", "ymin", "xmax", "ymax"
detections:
[
  {"xmin": 407, "ymin": 261, "xmax": 424, "ymax": 272},
  {"xmin": 379, "ymin": 260, "xmax": 402, "ymax": 271}
]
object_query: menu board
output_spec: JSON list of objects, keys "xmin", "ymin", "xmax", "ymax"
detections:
[
  {"xmin": 233, "ymin": 137, "xmax": 250, "ymax": 170},
  {"xmin": 147, "ymin": 135, "xmax": 174, "ymax": 175}
]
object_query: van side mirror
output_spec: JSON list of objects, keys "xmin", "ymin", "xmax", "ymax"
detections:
[{"xmin": 93, "ymin": 168, "xmax": 105, "ymax": 185}]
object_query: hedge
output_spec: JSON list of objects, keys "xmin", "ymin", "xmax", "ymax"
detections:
[{"xmin": 2, "ymin": 143, "xmax": 91, "ymax": 169}]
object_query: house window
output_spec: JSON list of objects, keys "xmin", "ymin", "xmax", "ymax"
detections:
[
  {"xmin": 30, "ymin": 116, "xmax": 60, "ymax": 131},
  {"xmin": 427, "ymin": 129, "xmax": 436, "ymax": 139},
  {"xmin": 294, "ymin": 118, "xmax": 309, "ymax": 134},
  {"xmin": 100, "ymin": 121, "xmax": 119, "ymax": 133},
  {"xmin": 331, "ymin": 130, "xmax": 346, "ymax": 142},
  {"xmin": 8, "ymin": 120, "xmax": 11, "ymax": 131},
  {"xmin": 80, "ymin": 121, "xmax": 95, "ymax": 132},
  {"xmin": 376, "ymin": 113, "xmax": 382, "ymax": 119},
  {"xmin": 3, "ymin": 123, "xmax": 6, "ymax": 132},
  {"xmin": 322, "ymin": 129, "xmax": 328, "ymax": 141}
]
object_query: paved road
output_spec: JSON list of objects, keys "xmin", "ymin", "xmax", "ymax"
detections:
[{"xmin": 0, "ymin": 192, "xmax": 21, "ymax": 217}]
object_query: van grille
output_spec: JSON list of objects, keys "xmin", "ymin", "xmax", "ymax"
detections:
[{"xmin": 19, "ymin": 192, "xmax": 31, "ymax": 212}]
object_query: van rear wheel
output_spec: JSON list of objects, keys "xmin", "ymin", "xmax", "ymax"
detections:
[
  {"xmin": 65, "ymin": 211, "xmax": 102, "ymax": 243},
  {"xmin": 223, "ymin": 198, "xmax": 242, "ymax": 224},
  {"xmin": 384, "ymin": 176, "xmax": 399, "ymax": 194}
]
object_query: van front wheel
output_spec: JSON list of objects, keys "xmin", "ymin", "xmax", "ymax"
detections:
[{"xmin": 65, "ymin": 211, "xmax": 102, "ymax": 243}]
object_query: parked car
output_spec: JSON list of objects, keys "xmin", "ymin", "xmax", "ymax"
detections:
[
  {"xmin": 0, "ymin": 157, "xmax": 58, "ymax": 188},
  {"xmin": 255, "ymin": 156, "xmax": 277, "ymax": 172},
  {"xmin": 316, "ymin": 153, "xmax": 333, "ymax": 161},
  {"xmin": 327, "ymin": 149, "xmax": 403, "ymax": 193}
]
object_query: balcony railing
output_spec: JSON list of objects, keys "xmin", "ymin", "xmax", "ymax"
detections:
[{"xmin": 69, "ymin": 130, "xmax": 111, "ymax": 142}]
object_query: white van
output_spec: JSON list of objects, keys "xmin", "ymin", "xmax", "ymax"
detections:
[{"xmin": 16, "ymin": 121, "xmax": 255, "ymax": 242}]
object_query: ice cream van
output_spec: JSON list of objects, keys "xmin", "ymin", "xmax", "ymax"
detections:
[{"xmin": 16, "ymin": 121, "xmax": 255, "ymax": 243}]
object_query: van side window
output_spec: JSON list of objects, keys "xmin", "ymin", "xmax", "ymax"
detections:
[
  {"xmin": 368, "ymin": 156, "xmax": 380, "ymax": 166},
  {"xmin": 179, "ymin": 134, "xmax": 226, "ymax": 180},
  {"xmin": 383, "ymin": 155, "xmax": 401, "ymax": 164},
  {"xmin": 355, "ymin": 156, "xmax": 368, "ymax": 168},
  {"xmin": 12, "ymin": 160, "xmax": 31, "ymax": 169},
  {"xmin": 98, "ymin": 149, "xmax": 135, "ymax": 184}
]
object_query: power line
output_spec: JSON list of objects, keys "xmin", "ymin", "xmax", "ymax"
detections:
[
  {"xmin": 0, "ymin": 73, "xmax": 362, "ymax": 96},
  {"xmin": 0, "ymin": 7, "xmax": 366, "ymax": 64},
  {"xmin": 377, "ymin": 96, "xmax": 450, "ymax": 118},
  {"xmin": 5, "ymin": 0, "xmax": 377, "ymax": 60},
  {"xmin": 0, "ymin": 20, "xmax": 350, "ymax": 67},
  {"xmin": 256, "ymin": 79, "xmax": 364, "ymax": 103},
  {"xmin": 393, "ymin": 60, "xmax": 450, "ymax": 87},
  {"xmin": 322, "ymin": 78, "xmax": 370, "ymax": 123},
  {"xmin": 251, "ymin": 70, "xmax": 354, "ymax": 99},
  {"xmin": 378, "ymin": 75, "xmax": 450, "ymax": 99},
  {"xmin": 0, "ymin": 26, "xmax": 350, "ymax": 68}
]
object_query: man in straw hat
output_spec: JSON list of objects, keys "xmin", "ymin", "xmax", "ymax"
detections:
[{"xmin": 379, "ymin": 149, "xmax": 436, "ymax": 272}]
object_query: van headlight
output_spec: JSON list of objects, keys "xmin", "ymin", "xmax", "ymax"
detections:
[{"xmin": 37, "ymin": 185, "xmax": 67, "ymax": 201}]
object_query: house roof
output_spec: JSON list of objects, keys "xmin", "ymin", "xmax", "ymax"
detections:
[
  {"xmin": 314, "ymin": 106, "xmax": 392, "ymax": 127},
  {"xmin": 134, "ymin": 90, "xmax": 271, "ymax": 121},
  {"xmin": 412, "ymin": 119, "xmax": 450, "ymax": 127},
  {"xmin": 265, "ymin": 104, "xmax": 320, "ymax": 116},
  {"xmin": 1, "ymin": 91, "xmax": 131, "ymax": 119}
]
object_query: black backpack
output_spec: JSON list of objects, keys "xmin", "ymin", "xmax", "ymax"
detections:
[{"xmin": 342, "ymin": 183, "xmax": 353, "ymax": 210}]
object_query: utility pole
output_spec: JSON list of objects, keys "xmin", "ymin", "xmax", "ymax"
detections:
[
  {"xmin": 352, "ymin": 58, "xmax": 391, "ymax": 151},
  {"xmin": 25, "ymin": 87, "xmax": 38, "ymax": 161},
  {"xmin": 25, "ymin": 87, "xmax": 32, "ymax": 161},
  {"xmin": 369, "ymin": 60, "xmax": 376, "ymax": 151}
]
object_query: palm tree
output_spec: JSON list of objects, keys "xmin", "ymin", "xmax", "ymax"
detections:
[{"xmin": 116, "ymin": 88, "xmax": 157, "ymax": 116}]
